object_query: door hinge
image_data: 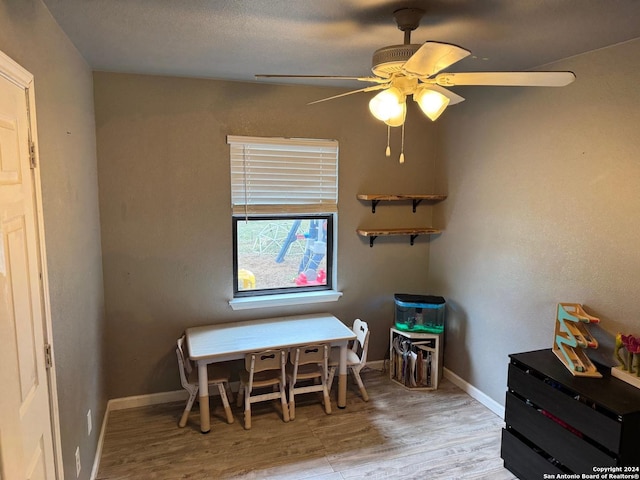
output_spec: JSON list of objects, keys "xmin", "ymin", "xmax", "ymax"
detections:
[
  {"xmin": 44, "ymin": 344, "xmax": 53, "ymax": 369},
  {"xmin": 29, "ymin": 141, "xmax": 37, "ymax": 169}
]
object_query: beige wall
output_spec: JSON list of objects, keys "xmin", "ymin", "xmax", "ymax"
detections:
[
  {"xmin": 429, "ymin": 39, "xmax": 640, "ymax": 405},
  {"xmin": 93, "ymin": 72, "xmax": 440, "ymax": 398},
  {"xmin": 0, "ymin": 1, "xmax": 106, "ymax": 479}
]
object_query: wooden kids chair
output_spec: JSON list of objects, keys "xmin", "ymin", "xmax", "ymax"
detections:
[{"xmin": 237, "ymin": 348, "xmax": 290, "ymax": 429}]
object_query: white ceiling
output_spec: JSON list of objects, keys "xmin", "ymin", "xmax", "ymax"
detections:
[{"xmin": 42, "ymin": 0, "xmax": 640, "ymax": 88}]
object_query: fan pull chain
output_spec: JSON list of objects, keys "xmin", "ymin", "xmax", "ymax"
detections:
[
  {"xmin": 385, "ymin": 125, "xmax": 391, "ymax": 157},
  {"xmin": 399, "ymin": 123, "xmax": 405, "ymax": 164}
]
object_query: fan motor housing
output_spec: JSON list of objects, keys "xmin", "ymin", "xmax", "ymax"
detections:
[{"xmin": 371, "ymin": 44, "xmax": 421, "ymax": 77}]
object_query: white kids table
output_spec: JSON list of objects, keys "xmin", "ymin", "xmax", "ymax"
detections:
[{"xmin": 186, "ymin": 313, "xmax": 356, "ymax": 433}]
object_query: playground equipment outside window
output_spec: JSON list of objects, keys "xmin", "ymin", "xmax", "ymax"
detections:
[{"xmin": 233, "ymin": 214, "xmax": 334, "ymax": 297}]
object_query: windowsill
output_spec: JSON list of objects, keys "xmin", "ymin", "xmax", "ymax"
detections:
[{"xmin": 229, "ymin": 290, "xmax": 343, "ymax": 311}]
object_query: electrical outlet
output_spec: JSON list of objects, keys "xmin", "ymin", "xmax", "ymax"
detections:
[
  {"xmin": 75, "ymin": 446, "xmax": 81, "ymax": 477},
  {"xmin": 87, "ymin": 409, "xmax": 92, "ymax": 436}
]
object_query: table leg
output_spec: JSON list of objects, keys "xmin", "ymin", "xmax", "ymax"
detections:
[
  {"xmin": 198, "ymin": 362, "xmax": 210, "ymax": 433},
  {"xmin": 337, "ymin": 343, "xmax": 348, "ymax": 408}
]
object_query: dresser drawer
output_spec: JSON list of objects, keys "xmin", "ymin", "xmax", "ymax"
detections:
[
  {"xmin": 508, "ymin": 363, "xmax": 621, "ymax": 453},
  {"xmin": 505, "ymin": 392, "xmax": 617, "ymax": 473},
  {"xmin": 501, "ymin": 428, "xmax": 564, "ymax": 480}
]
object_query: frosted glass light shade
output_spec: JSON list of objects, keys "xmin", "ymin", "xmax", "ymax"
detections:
[
  {"xmin": 369, "ymin": 87, "xmax": 404, "ymax": 122},
  {"xmin": 414, "ymin": 87, "xmax": 450, "ymax": 121},
  {"xmin": 384, "ymin": 102, "xmax": 406, "ymax": 127}
]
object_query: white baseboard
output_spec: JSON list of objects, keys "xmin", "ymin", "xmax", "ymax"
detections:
[
  {"xmin": 107, "ymin": 390, "xmax": 188, "ymax": 411},
  {"xmin": 89, "ymin": 403, "xmax": 110, "ymax": 480},
  {"xmin": 443, "ymin": 367, "xmax": 505, "ymax": 418}
]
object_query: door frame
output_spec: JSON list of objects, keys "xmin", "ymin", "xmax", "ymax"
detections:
[{"xmin": 0, "ymin": 49, "xmax": 64, "ymax": 479}]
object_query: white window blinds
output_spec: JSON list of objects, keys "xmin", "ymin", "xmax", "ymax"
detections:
[{"xmin": 228, "ymin": 136, "xmax": 338, "ymax": 215}]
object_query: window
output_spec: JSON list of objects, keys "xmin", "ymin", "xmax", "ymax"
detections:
[
  {"xmin": 228, "ymin": 136, "xmax": 339, "ymax": 307},
  {"xmin": 233, "ymin": 215, "xmax": 333, "ymax": 294}
]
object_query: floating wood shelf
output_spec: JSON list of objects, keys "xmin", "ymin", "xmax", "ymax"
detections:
[
  {"xmin": 357, "ymin": 194, "xmax": 447, "ymax": 213},
  {"xmin": 356, "ymin": 227, "xmax": 442, "ymax": 247}
]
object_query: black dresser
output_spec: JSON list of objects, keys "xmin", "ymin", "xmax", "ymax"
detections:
[{"xmin": 501, "ymin": 349, "xmax": 640, "ymax": 479}]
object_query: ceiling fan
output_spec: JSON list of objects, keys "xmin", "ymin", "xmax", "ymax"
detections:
[
  {"xmin": 256, "ymin": 7, "xmax": 575, "ymax": 162},
  {"xmin": 257, "ymin": 7, "xmax": 575, "ymax": 123}
]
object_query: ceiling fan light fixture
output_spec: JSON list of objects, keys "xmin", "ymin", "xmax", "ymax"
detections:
[
  {"xmin": 369, "ymin": 87, "xmax": 405, "ymax": 122},
  {"xmin": 414, "ymin": 86, "xmax": 450, "ymax": 121}
]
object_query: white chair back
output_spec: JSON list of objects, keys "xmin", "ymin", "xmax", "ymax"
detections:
[
  {"xmin": 176, "ymin": 335, "xmax": 192, "ymax": 390},
  {"xmin": 352, "ymin": 318, "xmax": 370, "ymax": 365}
]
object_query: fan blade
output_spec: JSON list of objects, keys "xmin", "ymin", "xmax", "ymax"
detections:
[
  {"xmin": 256, "ymin": 74, "xmax": 386, "ymax": 83},
  {"xmin": 425, "ymin": 84, "xmax": 465, "ymax": 106},
  {"xmin": 435, "ymin": 71, "xmax": 576, "ymax": 87},
  {"xmin": 403, "ymin": 41, "xmax": 471, "ymax": 77},
  {"xmin": 308, "ymin": 84, "xmax": 389, "ymax": 105}
]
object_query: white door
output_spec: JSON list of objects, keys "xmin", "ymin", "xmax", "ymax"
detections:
[{"xmin": 0, "ymin": 68, "xmax": 56, "ymax": 478}]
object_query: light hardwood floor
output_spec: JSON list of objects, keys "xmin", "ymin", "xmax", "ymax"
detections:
[{"xmin": 97, "ymin": 369, "xmax": 517, "ymax": 479}]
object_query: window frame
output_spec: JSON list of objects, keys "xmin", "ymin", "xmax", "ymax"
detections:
[{"xmin": 232, "ymin": 213, "xmax": 335, "ymax": 298}]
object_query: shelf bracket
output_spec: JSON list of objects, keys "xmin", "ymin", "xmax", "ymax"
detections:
[
  {"xmin": 370, "ymin": 200, "xmax": 381, "ymax": 213},
  {"xmin": 412, "ymin": 199, "xmax": 423, "ymax": 213},
  {"xmin": 369, "ymin": 236, "xmax": 377, "ymax": 247},
  {"xmin": 410, "ymin": 234, "xmax": 419, "ymax": 246}
]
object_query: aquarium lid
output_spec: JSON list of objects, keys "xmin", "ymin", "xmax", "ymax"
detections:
[{"xmin": 394, "ymin": 293, "xmax": 445, "ymax": 306}]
